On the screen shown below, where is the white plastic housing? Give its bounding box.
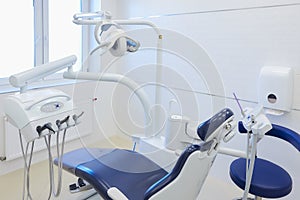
[165,115,199,150]
[149,150,216,200]
[242,106,272,138]
[258,66,294,112]
[9,55,76,90]
[4,89,74,142]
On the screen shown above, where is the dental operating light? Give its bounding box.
[90,22,140,56]
[73,11,142,57]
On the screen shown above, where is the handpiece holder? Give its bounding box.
[36,123,55,136]
[241,106,272,138]
[73,112,84,124]
[56,116,70,130]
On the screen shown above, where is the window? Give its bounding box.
[0,0,100,81]
[49,0,82,71]
[0,1,34,78]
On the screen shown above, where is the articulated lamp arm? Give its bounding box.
[9,55,77,93]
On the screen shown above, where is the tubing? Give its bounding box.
[242,134,258,200]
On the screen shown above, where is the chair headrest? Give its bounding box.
[197,108,234,142]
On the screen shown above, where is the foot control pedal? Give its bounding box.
[69,178,92,193]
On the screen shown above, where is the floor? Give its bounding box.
[0,135,245,200]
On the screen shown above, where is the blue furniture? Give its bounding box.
[56,108,234,200]
[230,123,300,199]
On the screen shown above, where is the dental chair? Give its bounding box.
[56,108,235,200]
[230,122,300,199]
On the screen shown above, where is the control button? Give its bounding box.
[41,101,64,112]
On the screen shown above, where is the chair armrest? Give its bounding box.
[107,187,129,200]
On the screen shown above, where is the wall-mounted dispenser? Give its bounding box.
[258,66,294,114]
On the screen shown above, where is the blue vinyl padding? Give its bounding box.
[230,158,292,198]
[197,108,234,141]
[58,144,206,200]
[54,148,114,174]
[238,122,300,151]
[73,149,168,200]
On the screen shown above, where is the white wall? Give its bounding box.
[102,1,300,199]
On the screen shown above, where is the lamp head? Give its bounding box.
[92,21,140,57]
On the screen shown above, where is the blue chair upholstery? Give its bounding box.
[230,123,300,198]
[58,144,207,200]
[230,158,292,198]
[73,148,168,200]
[56,108,234,199]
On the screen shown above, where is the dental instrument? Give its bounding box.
[3,55,84,200]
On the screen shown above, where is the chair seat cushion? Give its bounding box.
[230,158,292,198]
[60,148,168,200]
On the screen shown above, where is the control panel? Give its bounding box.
[41,101,64,113]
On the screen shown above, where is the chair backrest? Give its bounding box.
[238,122,300,151]
[144,142,216,200]
[145,108,235,200]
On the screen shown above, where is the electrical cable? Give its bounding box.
[44,134,53,200]
[19,130,34,200]
[19,116,74,200]
[19,130,27,200]
[26,141,35,200]
[242,134,258,200]
[89,42,110,56]
[50,128,67,197]
[44,120,69,199]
